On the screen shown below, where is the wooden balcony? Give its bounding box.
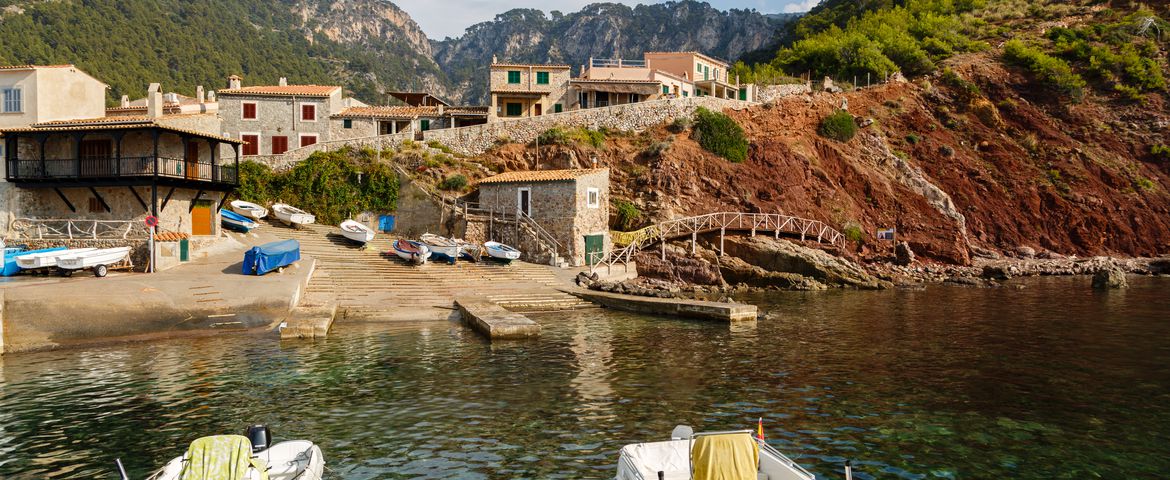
[5,156,238,190]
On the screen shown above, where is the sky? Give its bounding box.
[396,0,819,40]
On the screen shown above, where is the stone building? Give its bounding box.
[488,58,573,121]
[332,105,489,141]
[475,168,610,266]
[217,75,357,157]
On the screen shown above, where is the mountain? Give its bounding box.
[434,1,787,103]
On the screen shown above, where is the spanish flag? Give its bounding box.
[757,417,765,441]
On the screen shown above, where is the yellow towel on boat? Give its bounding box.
[691,433,759,480]
[179,434,269,480]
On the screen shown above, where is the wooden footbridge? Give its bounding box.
[592,211,846,273]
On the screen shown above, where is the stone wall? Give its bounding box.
[756,83,813,103]
[249,132,415,171]
[12,186,223,238]
[425,97,752,157]
[220,92,339,155]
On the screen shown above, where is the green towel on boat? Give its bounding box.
[179,434,269,480]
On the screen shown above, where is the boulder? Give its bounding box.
[981,265,1011,280]
[1016,246,1036,259]
[895,241,916,266]
[1092,266,1128,289]
[715,236,890,289]
[971,246,1000,259]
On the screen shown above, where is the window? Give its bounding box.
[704,65,710,80]
[242,102,257,120]
[241,134,259,156]
[628,94,638,104]
[536,71,549,85]
[683,91,689,97]
[343,119,352,129]
[2,88,22,113]
[271,136,289,155]
[507,71,521,84]
[420,119,430,131]
[88,197,104,213]
[578,92,589,108]
[586,188,599,208]
[300,134,318,147]
[697,63,703,73]
[301,104,316,122]
[662,85,669,95]
[505,103,522,116]
[554,103,563,113]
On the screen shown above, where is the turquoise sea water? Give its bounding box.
[0,276,1167,479]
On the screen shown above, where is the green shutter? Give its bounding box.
[506,103,522,116]
[554,104,563,113]
[739,89,747,101]
[508,71,521,84]
[662,85,669,95]
[536,72,549,84]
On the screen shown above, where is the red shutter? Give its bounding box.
[301,104,316,121]
[242,135,259,156]
[242,103,257,119]
[271,136,288,155]
[300,135,317,147]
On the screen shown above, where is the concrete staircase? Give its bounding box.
[264,221,593,322]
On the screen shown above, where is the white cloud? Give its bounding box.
[781,0,820,14]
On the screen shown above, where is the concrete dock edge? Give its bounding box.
[455,296,541,339]
[563,288,758,322]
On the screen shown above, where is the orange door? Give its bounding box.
[191,200,213,236]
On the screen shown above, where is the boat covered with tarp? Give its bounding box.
[243,240,300,275]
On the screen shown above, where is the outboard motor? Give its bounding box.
[245,424,272,453]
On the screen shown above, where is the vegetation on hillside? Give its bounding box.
[236,149,399,225]
[692,107,749,163]
[819,110,859,142]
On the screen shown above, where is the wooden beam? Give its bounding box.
[53,188,76,213]
[128,186,149,212]
[87,186,111,213]
[160,187,176,211]
[189,189,205,212]
[217,192,230,211]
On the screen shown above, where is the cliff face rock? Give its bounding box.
[713,236,890,289]
[292,0,432,55]
[434,1,786,102]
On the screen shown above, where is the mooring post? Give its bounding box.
[719,227,725,256]
[691,231,697,255]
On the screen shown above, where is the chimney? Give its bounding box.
[207,91,216,102]
[492,54,498,64]
[146,83,163,119]
[228,75,242,90]
[438,104,444,116]
[279,77,287,86]
[120,95,130,108]
[196,86,205,103]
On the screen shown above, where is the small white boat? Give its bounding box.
[419,233,460,264]
[230,200,268,220]
[57,247,131,277]
[616,425,814,480]
[483,241,521,263]
[15,247,97,269]
[340,219,376,244]
[392,239,431,265]
[147,425,324,480]
[272,203,315,226]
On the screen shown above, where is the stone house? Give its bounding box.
[475,168,610,266]
[488,58,573,121]
[217,75,358,157]
[332,105,489,141]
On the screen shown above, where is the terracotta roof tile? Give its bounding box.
[0,64,75,70]
[0,119,243,144]
[492,63,571,69]
[154,231,191,242]
[571,78,661,84]
[478,168,608,185]
[217,85,340,97]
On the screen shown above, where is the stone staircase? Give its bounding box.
[262,221,593,322]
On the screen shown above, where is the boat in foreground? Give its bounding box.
[57,247,133,277]
[146,425,324,480]
[16,247,97,270]
[272,203,316,227]
[615,425,814,480]
[392,239,431,265]
[419,233,460,264]
[483,241,521,263]
[230,200,269,220]
[243,239,300,275]
[221,209,259,232]
[4,246,66,276]
[340,219,376,244]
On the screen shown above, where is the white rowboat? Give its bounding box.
[484,241,521,263]
[230,200,268,220]
[272,203,315,226]
[340,220,376,244]
[615,425,814,480]
[419,233,461,264]
[57,247,131,277]
[147,426,324,480]
[16,248,97,269]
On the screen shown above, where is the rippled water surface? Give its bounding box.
[1,276,1168,479]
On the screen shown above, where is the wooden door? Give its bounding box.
[584,234,604,266]
[534,104,542,116]
[518,188,531,217]
[185,141,199,179]
[191,199,213,236]
[79,139,112,177]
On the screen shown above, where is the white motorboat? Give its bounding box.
[146,425,324,480]
[615,425,814,480]
[57,247,131,277]
[419,233,460,264]
[392,239,431,265]
[15,247,97,269]
[230,200,268,220]
[483,241,521,263]
[272,203,316,226]
[340,219,376,244]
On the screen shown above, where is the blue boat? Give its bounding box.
[243,240,300,275]
[221,209,259,232]
[3,246,65,276]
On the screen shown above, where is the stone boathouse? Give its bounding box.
[474,168,611,267]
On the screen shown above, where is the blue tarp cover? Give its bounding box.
[242,240,300,276]
[3,247,65,276]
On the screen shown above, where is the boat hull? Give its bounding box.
[149,440,324,480]
[243,240,300,275]
[229,200,268,220]
[57,247,132,270]
[392,240,430,265]
[484,241,522,263]
[340,220,376,244]
[272,204,316,226]
[221,209,259,232]
[16,248,97,269]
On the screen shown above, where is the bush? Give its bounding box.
[905,133,921,145]
[843,222,864,243]
[613,199,642,231]
[426,140,453,154]
[1151,144,1170,158]
[536,127,571,146]
[644,139,673,157]
[818,110,858,142]
[668,116,694,133]
[1134,176,1155,192]
[439,174,468,191]
[1003,39,1086,99]
[692,107,749,162]
[535,127,607,148]
[235,160,277,204]
[239,149,400,225]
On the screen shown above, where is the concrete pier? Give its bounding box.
[280,303,337,340]
[564,288,758,322]
[455,296,540,339]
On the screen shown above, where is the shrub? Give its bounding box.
[818,110,858,142]
[251,150,400,224]
[571,127,607,148]
[439,174,468,191]
[1134,176,1155,192]
[536,127,571,146]
[1151,144,1170,158]
[668,116,694,133]
[693,107,749,162]
[426,140,453,154]
[940,68,982,103]
[843,222,864,243]
[1003,39,1086,99]
[235,160,277,204]
[644,139,673,157]
[905,133,921,145]
[613,199,642,231]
